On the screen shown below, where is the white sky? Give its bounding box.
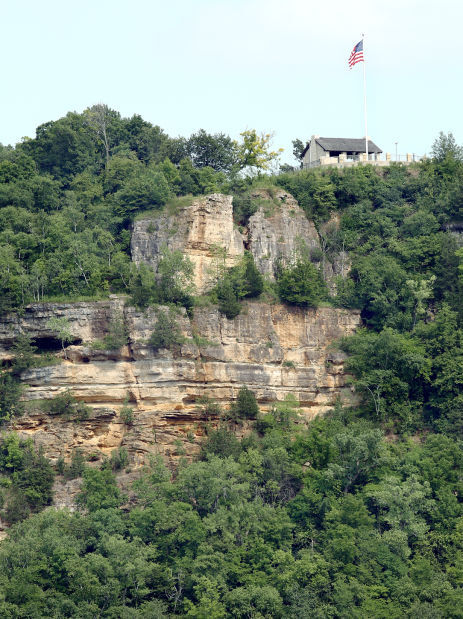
[2,0,462,164]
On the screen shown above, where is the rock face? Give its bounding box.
[5,300,360,466]
[132,194,244,293]
[3,191,357,473]
[247,189,320,278]
[131,190,346,293]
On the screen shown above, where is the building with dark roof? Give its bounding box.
[302,135,386,169]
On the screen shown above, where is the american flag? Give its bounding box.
[348,40,364,68]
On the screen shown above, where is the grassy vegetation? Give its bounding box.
[40,293,110,304]
[134,194,196,221]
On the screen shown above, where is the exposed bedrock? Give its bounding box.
[3,191,357,467]
[4,300,360,465]
[131,190,348,294]
[131,193,244,293]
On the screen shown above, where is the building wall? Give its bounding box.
[302,137,326,167]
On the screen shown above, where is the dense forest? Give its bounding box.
[0,106,462,617]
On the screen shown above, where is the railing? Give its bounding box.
[303,152,426,170]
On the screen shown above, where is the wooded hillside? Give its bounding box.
[0,110,462,617]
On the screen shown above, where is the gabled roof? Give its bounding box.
[301,137,382,158]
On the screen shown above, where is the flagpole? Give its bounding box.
[362,34,368,161]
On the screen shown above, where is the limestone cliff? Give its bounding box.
[247,189,320,278]
[2,190,359,473]
[131,194,244,293]
[4,300,360,467]
[131,189,345,293]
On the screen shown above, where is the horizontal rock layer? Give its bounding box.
[4,300,360,465]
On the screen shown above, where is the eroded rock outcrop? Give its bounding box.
[131,190,347,293]
[3,191,357,471]
[131,193,244,293]
[247,189,320,278]
[5,300,360,466]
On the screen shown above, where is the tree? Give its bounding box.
[157,246,195,307]
[0,372,24,423]
[214,252,263,319]
[242,252,264,298]
[457,247,463,285]
[292,138,306,165]
[216,277,241,319]
[276,169,336,222]
[342,328,431,426]
[10,333,38,376]
[149,310,185,352]
[200,425,241,460]
[47,316,73,359]
[431,131,463,163]
[229,386,259,421]
[187,129,236,174]
[234,130,283,175]
[224,584,283,618]
[277,258,326,307]
[103,152,143,194]
[327,426,384,493]
[21,112,100,180]
[114,169,170,219]
[0,244,29,311]
[83,103,117,167]
[364,475,432,541]
[175,455,249,515]
[406,275,435,327]
[101,310,128,350]
[0,435,54,523]
[347,253,411,331]
[77,468,122,512]
[129,262,158,308]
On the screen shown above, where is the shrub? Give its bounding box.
[229,386,260,421]
[310,247,324,263]
[149,310,185,351]
[65,448,86,480]
[120,394,134,426]
[104,447,129,471]
[277,258,326,307]
[196,395,223,417]
[56,456,66,475]
[192,332,218,348]
[283,360,296,369]
[232,193,259,224]
[42,390,90,421]
[256,394,300,434]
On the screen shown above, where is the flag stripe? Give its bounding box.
[349,53,364,67]
[348,40,364,68]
